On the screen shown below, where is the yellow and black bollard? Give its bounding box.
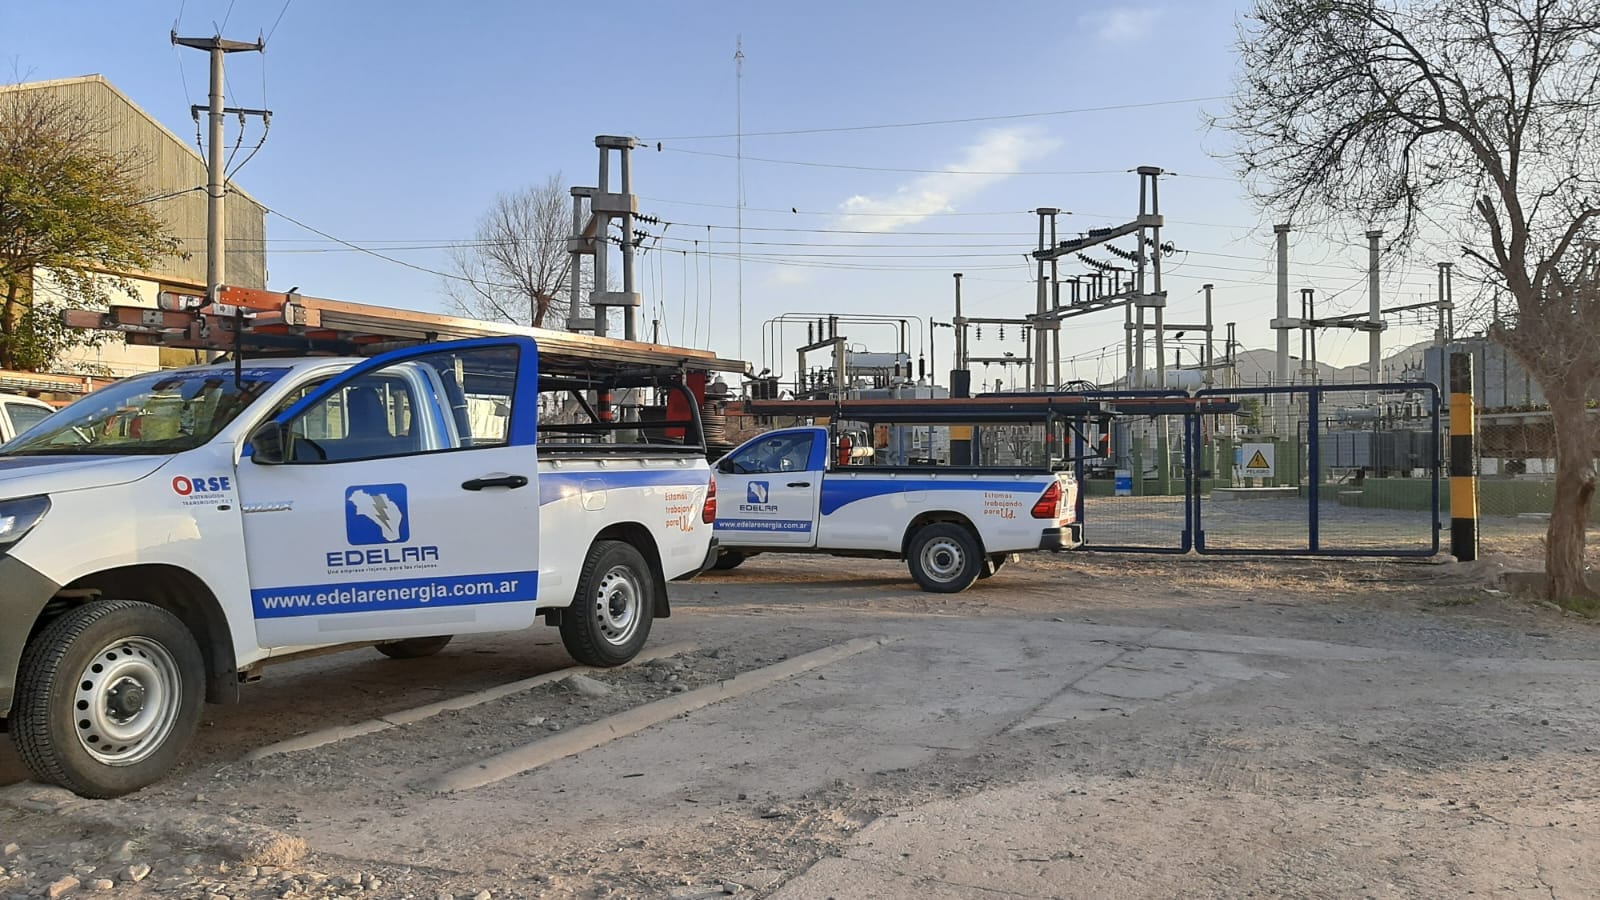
[1448,352,1479,561]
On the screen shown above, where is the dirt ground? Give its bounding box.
[3,532,1599,899]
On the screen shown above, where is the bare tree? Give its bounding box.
[1223,0,1600,599]
[445,175,585,329]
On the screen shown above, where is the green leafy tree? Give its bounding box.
[0,85,179,371]
[1223,0,1600,599]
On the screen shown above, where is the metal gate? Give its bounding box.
[1072,392,1195,553]
[1074,384,1440,557]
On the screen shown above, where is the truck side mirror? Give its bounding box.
[248,421,290,465]
[717,458,736,475]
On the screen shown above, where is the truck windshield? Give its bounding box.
[0,367,289,456]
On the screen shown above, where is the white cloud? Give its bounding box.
[770,267,814,287]
[836,127,1063,233]
[1082,7,1161,43]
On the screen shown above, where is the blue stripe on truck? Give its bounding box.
[714,518,814,533]
[819,479,1048,516]
[538,469,707,506]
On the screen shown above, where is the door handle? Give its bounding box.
[786,481,812,488]
[462,474,530,491]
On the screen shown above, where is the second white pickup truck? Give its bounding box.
[710,422,1081,592]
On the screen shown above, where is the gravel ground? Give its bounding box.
[3,542,1599,899]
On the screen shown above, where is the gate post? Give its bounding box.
[1448,352,1479,561]
[1308,388,1320,552]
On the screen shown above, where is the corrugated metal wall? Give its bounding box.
[8,75,267,290]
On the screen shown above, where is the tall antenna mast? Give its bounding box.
[735,35,745,363]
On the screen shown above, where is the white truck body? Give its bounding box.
[711,425,1080,591]
[0,336,717,796]
[0,393,54,443]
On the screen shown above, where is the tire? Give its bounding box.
[560,540,656,667]
[979,553,1010,579]
[906,523,983,594]
[10,600,205,799]
[710,551,746,571]
[375,635,453,659]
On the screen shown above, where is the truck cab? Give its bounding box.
[0,333,725,798]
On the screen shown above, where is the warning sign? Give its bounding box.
[1241,443,1275,478]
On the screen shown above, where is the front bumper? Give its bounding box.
[0,555,62,718]
[1038,524,1083,551]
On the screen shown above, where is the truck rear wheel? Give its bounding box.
[375,635,453,659]
[10,600,205,799]
[907,523,982,593]
[560,540,656,667]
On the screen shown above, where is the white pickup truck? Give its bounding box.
[0,392,54,443]
[710,423,1081,592]
[0,336,718,797]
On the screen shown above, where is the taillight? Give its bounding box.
[1030,481,1061,519]
[702,476,718,523]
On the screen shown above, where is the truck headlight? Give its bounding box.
[0,495,50,554]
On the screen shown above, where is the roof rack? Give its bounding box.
[62,285,749,377]
[732,396,1111,423]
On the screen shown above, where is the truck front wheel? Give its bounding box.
[907,523,982,593]
[10,600,205,799]
[560,540,656,667]
[710,551,746,571]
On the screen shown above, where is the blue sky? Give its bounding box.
[4,1,1449,384]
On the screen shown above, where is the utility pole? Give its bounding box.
[1366,230,1383,381]
[1033,209,1052,391]
[735,36,745,361]
[952,273,966,371]
[172,31,263,306]
[1202,283,1215,388]
[1272,224,1292,389]
[590,137,641,339]
[1436,262,1455,346]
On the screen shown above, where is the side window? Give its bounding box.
[282,345,519,463]
[726,432,815,474]
[4,403,52,436]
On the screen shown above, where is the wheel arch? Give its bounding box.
[901,511,986,557]
[55,565,239,705]
[591,522,670,618]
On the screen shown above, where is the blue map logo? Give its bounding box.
[747,481,769,504]
[345,484,410,545]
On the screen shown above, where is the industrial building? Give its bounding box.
[2,75,266,382]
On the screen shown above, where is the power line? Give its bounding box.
[262,205,520,290]
[658,146,1132,177]
[264,0,293,45]
[641,95,1230,141]
[219,0,238,31]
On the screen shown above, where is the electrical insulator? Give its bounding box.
[999,325,1005,340]
[976,326,982,339]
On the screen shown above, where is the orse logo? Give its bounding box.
[172,475,231,495]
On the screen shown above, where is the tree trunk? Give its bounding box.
[1545,392,1596,600]
[0,281,19,371]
